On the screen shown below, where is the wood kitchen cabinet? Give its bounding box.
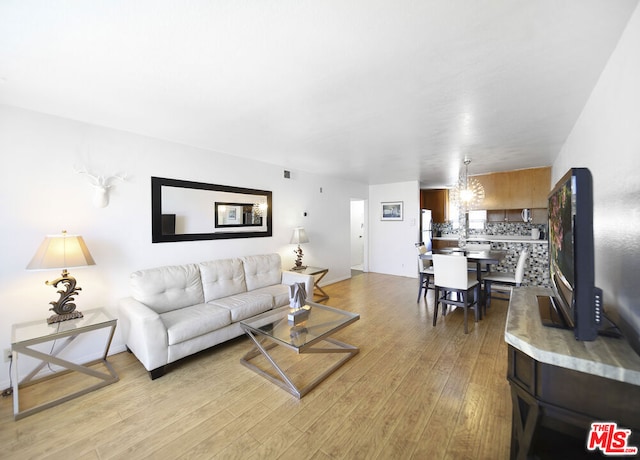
[420,189,448,223]
[487,208,547,224]
[432,239,459,250]
[474,167,551,210]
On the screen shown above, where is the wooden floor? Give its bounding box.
[0,272,512,459]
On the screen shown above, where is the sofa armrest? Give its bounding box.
[118,297,168,372]
[281,271,314,301]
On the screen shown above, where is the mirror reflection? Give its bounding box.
[215,202,267,228]
[151,177,272,242]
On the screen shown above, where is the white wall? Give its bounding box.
[368,181,421,277]
[0,105,367,388]
[553,4,640,350]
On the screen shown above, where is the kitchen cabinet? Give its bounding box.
[487,208,547,224]
[474,167,551,210]
[420,189,448,223]
[432,238,459,250]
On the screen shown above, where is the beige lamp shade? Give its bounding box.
[290,227,309,244]
[27,232,96,270]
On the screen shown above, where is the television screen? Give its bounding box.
[548,173,575,325]
[544,168,601,341]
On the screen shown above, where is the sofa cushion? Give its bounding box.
[199,258,247,302]
[130,264,205,314]
[209,292,274,322]
[161,303,232,346]
[241,254,282,291]
[251,284,291,308]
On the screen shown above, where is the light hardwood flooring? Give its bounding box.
[0,273,512,459]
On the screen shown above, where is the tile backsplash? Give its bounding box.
[432,221,549,287]
[489,240,549,287]
[433,221,547,238]
[482,222,547,238]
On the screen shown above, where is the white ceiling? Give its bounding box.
[0,1,637,187]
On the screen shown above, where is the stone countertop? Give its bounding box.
[433,235,548,244]
[506,286,640,385]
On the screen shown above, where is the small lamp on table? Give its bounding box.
[290,227,309,270]
[26,231,96,324]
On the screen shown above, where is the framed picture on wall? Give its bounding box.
[381,201,403,221]
[214,202,245,227]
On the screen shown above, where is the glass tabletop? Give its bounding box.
[240,301,359,349]
[291,266,327,275]
[12,308,116,345]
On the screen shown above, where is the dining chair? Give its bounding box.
[482,248,528,308]
[432,254,481,334]
[416,243,434,302]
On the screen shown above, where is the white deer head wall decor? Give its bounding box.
[75,166,127,208]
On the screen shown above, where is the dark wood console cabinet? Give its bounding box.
[506,287,640,459]
[508,345,640,459]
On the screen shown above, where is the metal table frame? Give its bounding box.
[240,303,359,398]
[293,266,330,302]
[11,308,119,420]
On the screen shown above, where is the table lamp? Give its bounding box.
[290,227,309,270]
[26,231,96,324]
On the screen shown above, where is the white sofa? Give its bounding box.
[118,253,313,379]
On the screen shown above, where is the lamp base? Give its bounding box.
[292,244,307,271]
[47,310,83,324]
[45,269,84,324]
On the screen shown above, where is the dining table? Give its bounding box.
[419,248,507,306]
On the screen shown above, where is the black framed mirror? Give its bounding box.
[151,177,272,243]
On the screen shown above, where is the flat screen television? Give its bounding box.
[539,168,603,341]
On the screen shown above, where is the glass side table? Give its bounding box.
[293,266,329,301]
[11,308,119,420]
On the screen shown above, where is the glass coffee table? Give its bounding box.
[240,301,359,398]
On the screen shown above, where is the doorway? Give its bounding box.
[350,199,367,276]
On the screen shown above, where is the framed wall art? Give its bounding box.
[381,201,403,221]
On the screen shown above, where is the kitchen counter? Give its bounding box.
[433,235,547,244]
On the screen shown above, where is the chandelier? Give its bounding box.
[451,157,485,210]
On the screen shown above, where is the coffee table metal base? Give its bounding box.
[240,330,359,398]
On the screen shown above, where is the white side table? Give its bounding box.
[11,308,119,420]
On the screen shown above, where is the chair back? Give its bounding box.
[416,243,431,271]
[432,254,469,289]
[514,249,528,284]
